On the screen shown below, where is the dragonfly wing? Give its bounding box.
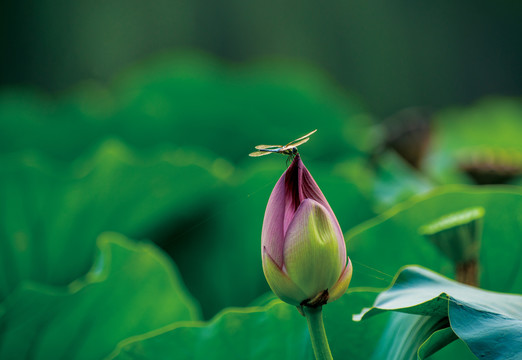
[249,151,274,157]
[285,137,310,149]
[285,129,317,146]
[255,144,282,150]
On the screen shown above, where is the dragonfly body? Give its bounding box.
[249,129,317,158]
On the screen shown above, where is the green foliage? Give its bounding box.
[0,54,375,316]
[426,97,522,185]
[371,97,522,208]
[0,89,106,161]
[109,289,388,360]
[0,54,521,359]
[0,140,227,300]
[369,313,474,360]
[431,98,522,164]
[346,186,522,293]
[0,54,370,164]
[0,233,200,360]
[112,55,371,163]
[372,151,434,210]
[355,266,522,360]
[110,300,312,360]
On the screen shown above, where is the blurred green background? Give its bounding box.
[1,0,521,115]
[1,2,522,357]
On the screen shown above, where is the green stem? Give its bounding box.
[303,306,333,360]
[456,258,479,286]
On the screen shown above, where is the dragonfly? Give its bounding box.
[249,129,317,158]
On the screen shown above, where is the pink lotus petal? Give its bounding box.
[261,170,288,267]
[328,259,353,303]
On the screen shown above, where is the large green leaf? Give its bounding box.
[110,300,311,360]
[371,313,452,360]
[355,266,522,360]
[346,186,522,293]
[0,140,227,299]
[108,289,388,360]
[0,232,200,360]
[369,311,477,360]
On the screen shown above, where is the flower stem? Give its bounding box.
[456,258,479,286]
[303,306,333,360]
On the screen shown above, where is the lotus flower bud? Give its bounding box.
[261,154,352,307]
